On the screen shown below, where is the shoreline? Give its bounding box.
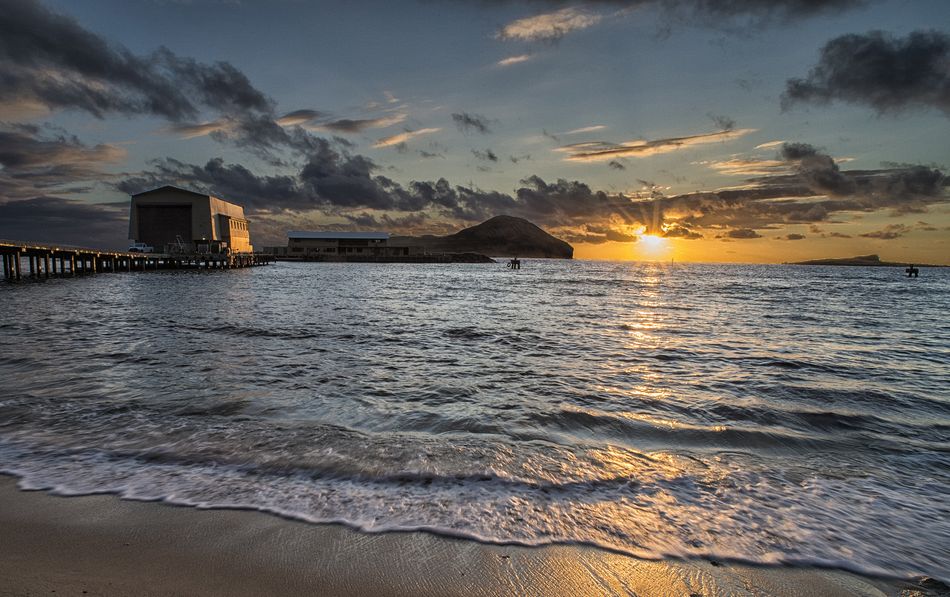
[0,475,940,596]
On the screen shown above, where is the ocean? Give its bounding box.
[1,260,947,582]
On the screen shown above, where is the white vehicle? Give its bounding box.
[127,242,154,253]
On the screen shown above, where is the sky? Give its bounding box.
[0,0,948,263]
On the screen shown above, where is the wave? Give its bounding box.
[1,439,947,584]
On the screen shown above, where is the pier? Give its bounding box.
[1,240,273,282]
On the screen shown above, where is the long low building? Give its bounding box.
[286,231,419,259]
[129,185,253,253]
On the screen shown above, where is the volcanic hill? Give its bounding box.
[391,215,573,259]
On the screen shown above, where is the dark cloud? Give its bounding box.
[452,112,494,134]
[780,142,855,196]
[0,0,271,121]
[754,143,949,215]
[707,112,736,131]
[472,149,499,162]
[0,123,124,200]
[343,212,429,230]
[0,0,340,166]
[114,135,947,248]
[783,30,950,116]
[320,118,392,133]
[783,233,806,240]
[608,160,626,171]
[0,196,127,249]
[727,228,763,239]
[558,227,639,245]
[488,0,866,29]
[859,223,908,239]
[661,224,703,239]
[649,0,866,21]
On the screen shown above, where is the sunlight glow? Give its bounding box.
[639,234,666,250]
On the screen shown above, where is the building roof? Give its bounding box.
[131,185,210,198]
[288,231,390,240]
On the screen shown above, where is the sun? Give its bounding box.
[639,234,665,250]
[632,230,673,261]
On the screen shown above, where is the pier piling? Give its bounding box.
[2,241,273,282]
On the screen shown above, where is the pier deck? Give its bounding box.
[1,240,273,282]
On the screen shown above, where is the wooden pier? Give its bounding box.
[1,240,274,282]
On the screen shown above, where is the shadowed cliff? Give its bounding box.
[391,216,573,259]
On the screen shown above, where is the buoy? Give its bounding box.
[507,258,521,270]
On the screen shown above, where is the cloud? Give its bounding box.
[558,224,640,244]
[276,109,324,126]
[0,123,125,200]
[755,140,786,149]
[563,125,607,135]
[168,119,233,139]
[707,158,790,176]
[472,149,499,162]
[497,54,532,67]
[765,142,948,214]
[859,223,909,239]
[727,228,763,239]
[451,112,494,134]
[557,128,756,161]
[343,212,429,231]
[373,128,441,148]
[706,113,735,131]
[0,1,350,166]
[496,7,603,42]
[783,30,950,116]
[0,196,128,249]
[307,114,408,134]
[0,0,272,121]
[113,135,947,252]
[485,1,865,35]
[782,233,806,240]
[661,224,703,239]
[608,160,626,171]
[779,142,855,196]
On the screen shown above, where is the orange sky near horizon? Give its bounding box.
[572,215,950,265]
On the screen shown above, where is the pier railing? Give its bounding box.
[1,240,273,282]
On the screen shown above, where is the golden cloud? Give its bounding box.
[557,128,757,162]
[373,127,441,148]
[496,7,602,42]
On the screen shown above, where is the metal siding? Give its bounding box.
[135,205,192,249]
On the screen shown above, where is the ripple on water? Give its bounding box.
[0,261,948,582]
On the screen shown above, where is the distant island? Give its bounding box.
[791,254,942,267]
[391,215,574,259]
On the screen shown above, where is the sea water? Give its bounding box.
[1,261,947,581]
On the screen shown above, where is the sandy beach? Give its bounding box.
[0,476,941,597]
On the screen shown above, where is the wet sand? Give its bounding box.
[0,476,937,596]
